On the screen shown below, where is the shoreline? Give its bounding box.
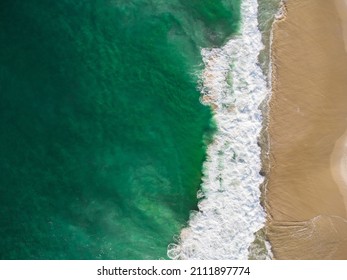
[266,0,347,259]
[259,0,285,216]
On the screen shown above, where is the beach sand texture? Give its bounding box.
[267,0,347,259]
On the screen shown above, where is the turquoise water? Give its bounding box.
[0,0,240,259]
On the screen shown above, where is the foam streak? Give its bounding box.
[168,0,269,260]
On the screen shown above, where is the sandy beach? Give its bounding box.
[267,0,347,259]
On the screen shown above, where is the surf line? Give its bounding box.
[168,0,272,260]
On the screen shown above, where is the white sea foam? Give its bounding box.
[168,0,270,259]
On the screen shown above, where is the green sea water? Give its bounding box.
[0,0,240,259]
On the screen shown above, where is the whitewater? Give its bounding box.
[168,0,271,259]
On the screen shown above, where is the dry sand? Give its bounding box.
[267,0,347,259]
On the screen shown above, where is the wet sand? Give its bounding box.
[267,0,347,259]
[333,2,347,208]
[331,130,347,209]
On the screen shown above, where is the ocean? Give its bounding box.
[0,0,242,259]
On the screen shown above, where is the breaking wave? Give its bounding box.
[168,0,271,260]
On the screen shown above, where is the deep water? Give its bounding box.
[0,0,240,259]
